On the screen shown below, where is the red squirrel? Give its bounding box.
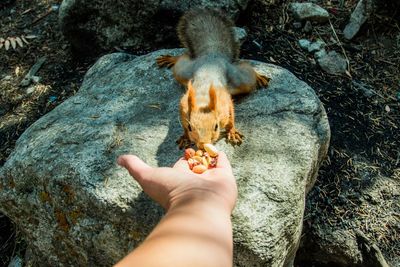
[157,9,269,149]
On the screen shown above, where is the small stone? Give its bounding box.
[293,21,302,29]
[302,21,313,33]
[298,39,311,50]
[314,48,327,59]
[48,96,57,103]
[299,39,325,53]
[51,4,60,11]
[289,2,329,23]
[352,80,375,97]
[26,86,36,94]
[7,255,23,267]
[317,51,348,75]
[343,0,374,40]
[308,40,326,53]
[233,27,247,44]
[32,76,41,83]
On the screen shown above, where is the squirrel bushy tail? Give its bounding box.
[177,9,239,60]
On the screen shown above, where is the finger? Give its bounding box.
[173,157,191,171]
[117,155,154,183]
[215,151,232,171]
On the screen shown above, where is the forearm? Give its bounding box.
[115,196,233,267]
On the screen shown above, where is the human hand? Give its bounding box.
[117,152,237,213]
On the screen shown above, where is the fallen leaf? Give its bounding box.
[15,66,20,76]
[0,37,4,43]
[385,105,390,112]
[21,36,29,44]
[0,43,3,49]
[21,8,32,15]
[15,37,24,48]
[9,37,16,49]
[25,35,38,39]
[5,39,10,50]
[345,70,352,78]
[148,104,161,110]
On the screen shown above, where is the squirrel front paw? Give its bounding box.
[227,128,244,146]
[176,134,192,149]
[156,55,177,69]
[256,72,270,88]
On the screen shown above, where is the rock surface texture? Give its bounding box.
[0,49,330,266]
[58,0,248,53]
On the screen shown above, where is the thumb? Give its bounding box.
[215,151,232,171]
[117,155,154,184]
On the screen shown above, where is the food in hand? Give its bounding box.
[204,144,218,157]
[184,144,218,174]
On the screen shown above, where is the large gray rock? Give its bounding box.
[58,0,248,53]
[0,49,330,266]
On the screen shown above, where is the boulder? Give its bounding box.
[0,49,330,266]
[58,0,249,53]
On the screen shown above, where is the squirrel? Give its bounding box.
[156,9,269,149]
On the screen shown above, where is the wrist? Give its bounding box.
[168,189,232,215]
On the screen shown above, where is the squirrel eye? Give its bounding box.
[188,124,192,131]
[214,124,218,131]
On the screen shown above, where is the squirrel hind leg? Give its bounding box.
[227,61,270,95]
[156,55,179,69]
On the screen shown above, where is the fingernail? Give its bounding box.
[117,156,124,166]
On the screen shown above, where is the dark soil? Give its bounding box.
[237,0,399,266]
[1,0,399,266]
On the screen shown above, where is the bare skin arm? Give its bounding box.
[115,152,237,267]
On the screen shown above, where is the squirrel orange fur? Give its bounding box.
[156,9,269,149]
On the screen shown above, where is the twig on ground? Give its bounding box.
[20,57,47,87]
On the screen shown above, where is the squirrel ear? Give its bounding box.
[209,85,217,111]
[188,80,196,113]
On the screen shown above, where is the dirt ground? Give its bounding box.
[0,0,399,266]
